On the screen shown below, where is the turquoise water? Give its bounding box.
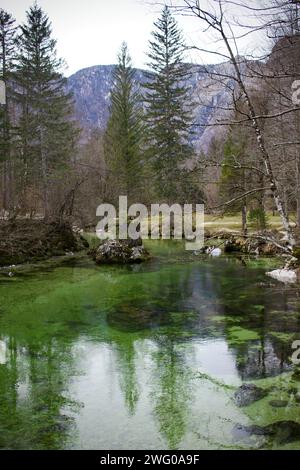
[0,242,300,449]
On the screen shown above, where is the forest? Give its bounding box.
[1,0,300,455]
[0,1,299,244]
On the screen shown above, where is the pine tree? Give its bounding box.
[104,42,144,204]
[0,9,17,212]
[15,3,78,218]
[144,6,194,202]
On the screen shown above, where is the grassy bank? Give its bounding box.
[204,212,296,232]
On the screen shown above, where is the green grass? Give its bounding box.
[204,212,296,232]
[84,211,296,242]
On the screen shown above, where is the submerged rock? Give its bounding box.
[269,400,288,408]
[233,383,268,407]
[234,421,300,444]
[91,239,150,265]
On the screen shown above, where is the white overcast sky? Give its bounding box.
[2,0,267,76]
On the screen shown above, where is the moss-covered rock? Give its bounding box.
[233,384,268,407]
[90,238,150,265]
[234,421,300,444]
[220,230,284,255]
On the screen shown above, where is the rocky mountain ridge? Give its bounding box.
[67,62,235,152]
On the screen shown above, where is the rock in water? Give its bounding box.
[266,269,297,284]
[234,421,300,444]
[91,239,150,265]
[269,400,288,408]
[209,247,222,257]
[233,384,268,407]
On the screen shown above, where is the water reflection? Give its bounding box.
[0,249,300,449]
[0,335,79,449]
[115,339,140,415]
[150,337,193,448]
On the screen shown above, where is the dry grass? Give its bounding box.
[204,212,296,232]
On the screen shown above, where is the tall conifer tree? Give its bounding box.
[104,42,144,204]
[15,3,77,217]
[0,9,17,211]
[144,6,194,202]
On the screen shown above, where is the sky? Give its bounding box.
[2,0,267,76]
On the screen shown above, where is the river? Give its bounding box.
[0,241,300,449]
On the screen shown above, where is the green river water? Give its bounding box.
[1,241,300,450]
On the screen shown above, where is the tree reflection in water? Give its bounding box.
[0,249,300,449]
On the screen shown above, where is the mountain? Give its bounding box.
[67,62,235,152]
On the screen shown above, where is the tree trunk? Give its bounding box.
[242,203,247,236]
[296,132,300,227]
[40,126,49,219]
[220,30,295,247]
[2,160,10,212]
[1,31,12,216]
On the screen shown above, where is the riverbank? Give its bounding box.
[0,217,297,282]
[0,219,88,267]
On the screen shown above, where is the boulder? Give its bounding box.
[206,247,222,256]
[269,400,288,408]
[234,421,300,444]
[233,383,268,407]
[91,239,150,265]
[222,231,283,255]
[266,269,297,284]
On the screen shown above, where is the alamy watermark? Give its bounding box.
[292,340,300,365]
[96,196,204,250]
